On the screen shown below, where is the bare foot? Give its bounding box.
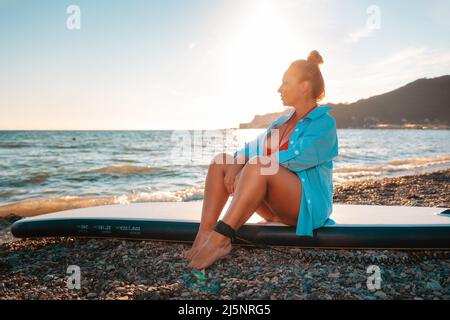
[183,230,212,260]
[188,232,232,269]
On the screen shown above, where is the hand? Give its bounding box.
[224,164,243,195]
[231,170,242,195]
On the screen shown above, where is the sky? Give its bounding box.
[0,0,449,130]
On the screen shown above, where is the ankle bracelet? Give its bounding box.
[214,220,236,242]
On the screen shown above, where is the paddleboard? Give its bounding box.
[11,200,450,249]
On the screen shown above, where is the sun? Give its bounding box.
[221,0,306,115]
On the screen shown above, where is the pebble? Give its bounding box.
[420,263,435,272]
[0,169,448,300]
[426,280,442,291]
[374,291,387,299]
[328,272,340,279]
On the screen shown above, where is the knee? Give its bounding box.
[210,152,233,166]
[245,155,273,168]
[243,155,279,178]
[243,155,273,174]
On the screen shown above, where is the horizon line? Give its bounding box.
[2,74,449,131]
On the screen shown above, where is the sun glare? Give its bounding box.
[222,0,305,116]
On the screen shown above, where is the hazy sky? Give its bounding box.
[1,0,449,130]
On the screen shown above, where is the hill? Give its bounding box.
[238,75,450,129]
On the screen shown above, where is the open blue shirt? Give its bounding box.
[233,106,339,237]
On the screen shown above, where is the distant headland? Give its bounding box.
[238,75,450,130]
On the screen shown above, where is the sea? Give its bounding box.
[0,129,449,212]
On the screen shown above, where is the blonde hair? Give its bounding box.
[289,50,325,101]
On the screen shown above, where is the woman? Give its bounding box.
[185,50,339,269]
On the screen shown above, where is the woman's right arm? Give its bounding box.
[223,153,247,195]
[233,128,269,162]
[233,152,248,165]
[227,127,270,194]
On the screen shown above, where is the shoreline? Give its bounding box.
[0,168,449,300]
[1,167,449,219]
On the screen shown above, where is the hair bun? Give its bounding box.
[307,50,324,66]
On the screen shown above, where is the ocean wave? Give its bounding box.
[388,155,450,166]
[333,171,383,184]
[334,167,382,173]
[0,186,205,218]
[124,147,155,152]
[168,164,210,170]
[333,154,450,184]
[22,173,49,185]
[0,142,28,148]
[0,190,17,199]
[0,196,120,218]
[0,173,50,188]
[111,158,137,163]
[335,154,450,175]
[123,186,205,203]
[90,165,163,175]
[51,145,80,149]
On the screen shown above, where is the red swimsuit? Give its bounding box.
[265,116,295,156]
[265,105,318,156]
[265,139,289,156]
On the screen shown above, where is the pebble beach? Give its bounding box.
[0,169,449,300]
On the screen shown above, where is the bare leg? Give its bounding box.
[188,157,270,269]
[183,153,236,259]
[188,156,301,269]
[255,200,282,223]
[220,159,269,230]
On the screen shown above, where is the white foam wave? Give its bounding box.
[0,186,206,218]
[334,154,450,183]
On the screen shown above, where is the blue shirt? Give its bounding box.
[234,106,339,237]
